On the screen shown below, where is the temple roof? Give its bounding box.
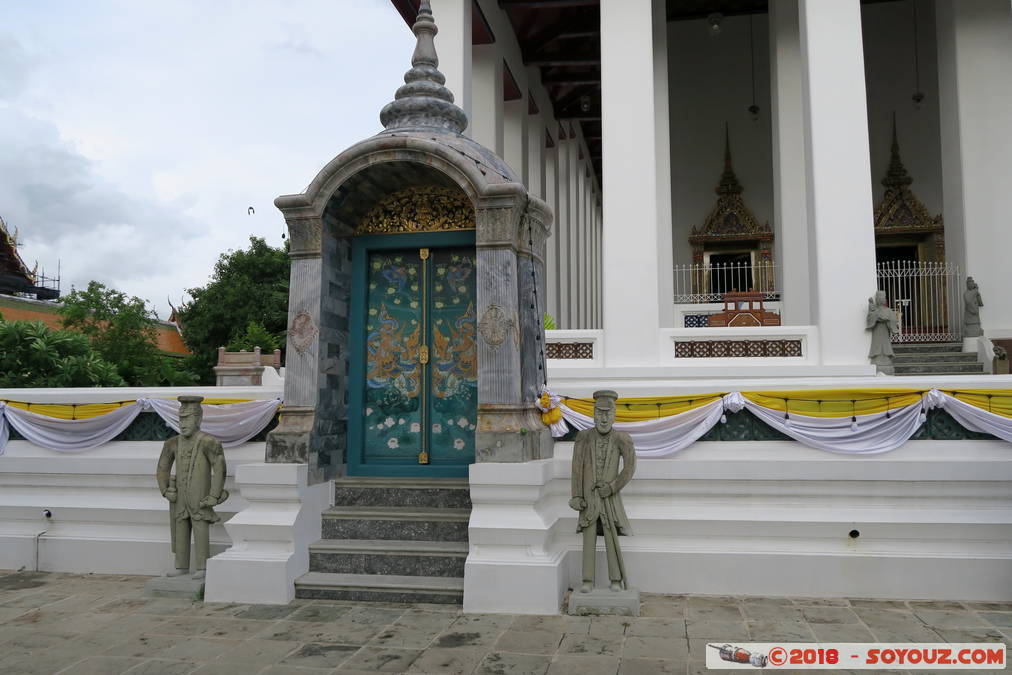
[873,115,942,234]
[0,217,36,294]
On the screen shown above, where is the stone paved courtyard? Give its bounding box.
[0,571,1008,675]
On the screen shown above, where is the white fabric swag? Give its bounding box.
[0,398,281,456]
[552,390,1012,458]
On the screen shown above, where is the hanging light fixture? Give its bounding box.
[579,94,591,113]
[707,12,723,37]
[747,15,760,122]
[911,0,925,109]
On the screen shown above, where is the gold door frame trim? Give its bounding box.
[357,186,475,236]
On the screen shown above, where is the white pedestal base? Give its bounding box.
[204,463,332,605]
[568,587,640,616]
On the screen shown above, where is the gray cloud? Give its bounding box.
[0,36,35,100]
[0,106,206,313]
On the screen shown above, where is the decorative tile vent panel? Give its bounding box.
[674,339,803,358]
[545,342,594,360]
[683,314,711,328]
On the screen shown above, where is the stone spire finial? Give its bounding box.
[882,112,913,189]
[379,1,468,134]
[716,123,743,196]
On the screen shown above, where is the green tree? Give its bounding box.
[58,281,196,386]
[177,236,289,383]
[0,316,126,388]
[227,320,281,352]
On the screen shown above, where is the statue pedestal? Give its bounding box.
[567,587,640,616]
[143,575,204,600]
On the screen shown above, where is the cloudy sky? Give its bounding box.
[2,1,414,318]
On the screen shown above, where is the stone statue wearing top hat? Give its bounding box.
[569,390,636,594]
[156,395,228,579]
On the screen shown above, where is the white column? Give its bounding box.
[601,0,662,365]
[799,0,877,366]
[583,169,593,325]
[936,0,1012,336]
[527,118,543,199]
[770,0,811,325]
[566,135,581,328]
[556,136,571,327]
[471,45,503,155]
[503,97,529,185]
[652,0,674,328]
[574,156,586,327]
[544,144,560,322]
[430,0,471,134]
[590,197,597,329]
[591,202,599,327]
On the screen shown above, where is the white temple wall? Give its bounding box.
[667,5,945,272]
[862,0,943,217]
[667,15,775,269]
[0,441,260,575]
[466,439,1012,614]
[935,0,1012,337]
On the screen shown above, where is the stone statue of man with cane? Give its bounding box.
[156,395,228,579]
[569,390,636,593]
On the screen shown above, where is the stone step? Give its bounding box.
[295,571,464,604]
[893,362,984,375]
[892,343,963,354]
[893,352,980,364]
[308,538,467,578]
[332,476,471,509]
[321,506,470,542]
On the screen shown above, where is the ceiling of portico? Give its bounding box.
[391,0,901,189]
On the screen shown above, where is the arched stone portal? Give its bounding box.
[266,3,553,482]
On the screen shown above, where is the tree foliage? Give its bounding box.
[227,320,281,353]
[0,316,126,388]
[58,281,196,386]
[177,237,289,383]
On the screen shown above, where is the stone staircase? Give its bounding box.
[892,342,984,376]
[294,477,470,604]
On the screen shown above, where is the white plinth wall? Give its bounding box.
[205,463,332,605]
[0,441,261,575]
[465,439,1012,614]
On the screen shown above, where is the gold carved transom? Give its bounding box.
[873,120,942,236]
[689,129,773,248]
[357,186,475,236]
[690,195,772,244]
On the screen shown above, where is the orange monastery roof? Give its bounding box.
[0,294,190,356]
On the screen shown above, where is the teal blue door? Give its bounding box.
[348,232,477,477]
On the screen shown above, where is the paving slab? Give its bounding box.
[2,571,1010,675]
[475,651,552,675]
[546,654,620,675]
[407,646,487,674]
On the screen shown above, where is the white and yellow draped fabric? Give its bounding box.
[0,398,282,455]
[541,388,1012,457]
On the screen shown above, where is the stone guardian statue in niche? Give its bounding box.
[568,390,639,615]
[866,290,897,373]
[963,276,984,338]
[156,396,228,579]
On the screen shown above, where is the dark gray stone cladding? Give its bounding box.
[321,514,468,542]
[309,550,465,578]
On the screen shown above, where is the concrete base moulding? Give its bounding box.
[0,441,261,575]
[204,463,333,605]
[464,440,1012,614]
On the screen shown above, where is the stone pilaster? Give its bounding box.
[474,196,549,463]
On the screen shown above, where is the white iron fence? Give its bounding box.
[673,261,779,303]
[876,260,961,343]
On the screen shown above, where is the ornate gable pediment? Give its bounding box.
[874,116,942,235]
[357,186,475,236]
[690,126,773,246]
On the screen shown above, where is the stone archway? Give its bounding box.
[264,5,553,483]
